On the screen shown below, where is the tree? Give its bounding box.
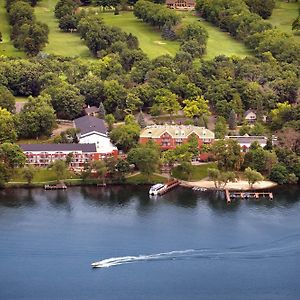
[153,89,181,121]
[183,96,210,122]
[17,95,56,138]
[103,80,127,114]
[0,162,11,187]
[98,102,106,119]
[246,0,275,19]
[127,142,160,181]
[51,160,67,182]
[110,122,141,152]
[244,167,264,188]
[0,86,15,112]
[211,139,242,171]
[92,160,107,185]
[22,165,35,185]
[125,92,142,114]
[208,167,220,188]
[0,143,26,168]
[105,114,115,131]
[137,111,146,128]
[269,164,290,184]
[228,109,237,130]
[214,116,227,139]
[0,108,17,143]
[43,83,84,120]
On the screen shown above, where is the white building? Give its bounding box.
[74,116,118,155]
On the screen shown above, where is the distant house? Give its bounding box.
[140,125,214,160]
[225,135,268,152]
[20,144,100,168]
[244,109,267,123]
[166,0,196,10]
[74,115,118,156]
[84,106,99,117]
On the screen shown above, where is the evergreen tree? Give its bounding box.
[137,111,146,128]
[228,109,237,130]
[98,102,106,119]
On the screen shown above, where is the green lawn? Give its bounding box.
[10,168,80,183]
[35,0,91,57]
[126,173,168,184]
[0,0,25,57]
[181,12,252,59]
[172,162,217,181]
[102,11,251,59]
[269,0,300,43]
[101,12,180,59]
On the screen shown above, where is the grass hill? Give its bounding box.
[0,0,25,57]
[269,0,300,43]
[34,0,90,57]
[101,11,252,59]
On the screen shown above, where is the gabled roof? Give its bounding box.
[140,125,215,139]
[244,109,256,117]
[85,106,99,114]
[20,143,97,152]
[74,116,107,135]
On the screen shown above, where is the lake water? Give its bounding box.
[0,185,300,300]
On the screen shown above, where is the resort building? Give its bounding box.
[139,125,215,150]
[20,144,102,168]
[225,135,268,152]
[166,0,196,10]
[74,115,118,156]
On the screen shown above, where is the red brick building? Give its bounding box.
[139,125,215,151]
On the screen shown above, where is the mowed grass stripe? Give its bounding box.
[102,11,251,59]
[101,12,180,59]
[181,12,252,59]
[0,0,25,57]
[35,0,91,57]
[269,0,300,44]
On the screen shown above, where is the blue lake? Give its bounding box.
[0,185,300,300]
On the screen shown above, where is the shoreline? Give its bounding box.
[181,179,278,191]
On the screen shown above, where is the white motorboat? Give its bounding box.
[149,183,165,196]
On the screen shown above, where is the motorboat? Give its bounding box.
[149,183,165,196]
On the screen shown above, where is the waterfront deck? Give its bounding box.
[44,183,67,190]
[225,189,273,204]
[156,180,180,196]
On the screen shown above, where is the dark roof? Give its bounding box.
[166,0,195,4]
[20,143,97,152]
[74,116,107,135]
[226,136,267,144]
[85,106,99,114]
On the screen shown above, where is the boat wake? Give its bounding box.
[91,234,300,268]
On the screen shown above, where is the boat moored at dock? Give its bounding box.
[149,184,165,196]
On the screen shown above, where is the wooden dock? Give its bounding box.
[157,180,180,196]
[44,183,67,190]
[225,190,273,204]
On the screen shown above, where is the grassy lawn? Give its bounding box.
[0,0,25,57]
[269,0,300,43]
[15,96,29,102]
[102,11,251,59]
[101,11,180,59]
[181,12,252,59]
[35,0,91,57]
[10,168,80,183]
[126,173,168,184]
[172,162,217,181]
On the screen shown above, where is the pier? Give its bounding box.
[157,180,180,196]
[44,183,67,190]
[225,189,273,204]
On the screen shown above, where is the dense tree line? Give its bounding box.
[196,0,300,67]
[134,0,181,29]
[6,0,48,56]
